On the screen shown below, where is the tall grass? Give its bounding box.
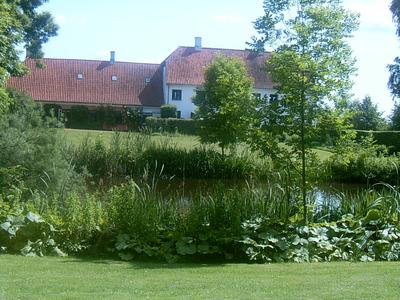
[67,132,273,182]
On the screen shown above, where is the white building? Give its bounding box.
[8,37,276,120]
[162,37,276,119]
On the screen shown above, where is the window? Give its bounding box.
[177,110,181,119]
[77,73,83,80]
[145,78,151,85]
[111,75,118,81]
[253,93,261,100]
[172,89,182,101]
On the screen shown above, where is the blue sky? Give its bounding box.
[39,0,398,116]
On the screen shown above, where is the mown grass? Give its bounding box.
[62,128,333,160]
[0,255,399,299]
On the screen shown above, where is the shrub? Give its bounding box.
[356,130,400,153]
[65,105,124,130]
[160,105,177,118]
[123,107,146,131]
[327,134,400,184]
[0,90,81,198]
[69,132,269,181]
[145,117,199,135]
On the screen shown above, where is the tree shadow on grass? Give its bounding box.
[61,254,232,270]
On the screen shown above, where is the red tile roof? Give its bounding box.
[165,47,274,89]
[7,58,164,107]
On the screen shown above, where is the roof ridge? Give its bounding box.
[27,57,160,66]
[177,45,271,54]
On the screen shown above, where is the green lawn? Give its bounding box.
[0,255,399,299]
[62,128,333,160]
[61,129,201,150]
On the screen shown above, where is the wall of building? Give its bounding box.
[166,85,277,119]
[166,84,198,119]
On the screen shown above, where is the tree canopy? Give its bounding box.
[388,1,400,100]
[0,0,58,84]
[0,0,58,113]
[193,55,255,155]
[249,0,358,222]
[349,96,386,131]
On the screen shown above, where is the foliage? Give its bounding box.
[348,96,386,131]
[69,132,270,181]
[123,106,146,131]
[2,178,400,262]
[138,146,269,179]
[0,205,65,257]
[193,55,256,155]
[0,0,58,85]
[0,90,81,198]
[390,103,400,130]
[145,117,199,135]
[0,87,11,114]
[160,104,177,118]
[388,1,400,100]
[239,215,400,263]
[64,105,125,130]
[249,0,359,222]
[327,134,400,184]
[40,192,105,253]
[356,130,400,154]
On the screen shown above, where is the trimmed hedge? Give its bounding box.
[145,117,199,135]
[160,105,177,118]
[356,130,400,153]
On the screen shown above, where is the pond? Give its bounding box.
[149,177,366,203]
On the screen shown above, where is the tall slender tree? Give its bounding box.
[249,0,358,223]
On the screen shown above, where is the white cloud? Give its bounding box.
[211,14,245,24]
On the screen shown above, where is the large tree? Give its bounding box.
[249,0,358,223]
[389,0,400,129]
[0,0,58,84]
[349,96,386,131]
[193,55,256,155]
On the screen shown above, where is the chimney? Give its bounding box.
[195,37,202,51]
[110,51,115,64]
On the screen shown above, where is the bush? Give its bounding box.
[138,146,265,179]
[327,134,400,184]
[356,130,400,154]
[145,117,199,135]
[160,105,177,118]
[65,105,124,130]
[0,90,81,198]
[69,133,270,181]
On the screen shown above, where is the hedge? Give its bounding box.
[356,130,400,153]
[145,117,199,135]
[160,105,177,118]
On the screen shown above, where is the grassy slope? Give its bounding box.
[62,129,333,160]
[0,255,399,299]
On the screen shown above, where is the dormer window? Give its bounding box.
[111,75,118,81]
[77,73,83,80]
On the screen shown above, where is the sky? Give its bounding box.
[38,0,399,116]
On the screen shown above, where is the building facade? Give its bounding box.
[7,38,276,119]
